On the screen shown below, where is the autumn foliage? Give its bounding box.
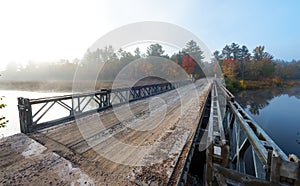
[214,43,300,91]
[221,58,240,79]
[181,54,196,74]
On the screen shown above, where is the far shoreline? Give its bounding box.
[226,79,300,93]
[243,80,300,89]
[0,78,169,92]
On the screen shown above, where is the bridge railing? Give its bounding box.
[206,81,300,185]
[18,81,190,133]
[205,81,229,185]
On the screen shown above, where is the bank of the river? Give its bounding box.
[226,79,300,93]
[243,80,300,90]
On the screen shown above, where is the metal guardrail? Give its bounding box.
[18,81,190,133]
[207,82,300,185]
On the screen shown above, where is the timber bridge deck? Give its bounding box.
[0,79,299,185]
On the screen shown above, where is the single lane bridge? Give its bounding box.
[0,79,299,185]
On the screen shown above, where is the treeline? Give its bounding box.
[214,43,300,91]
[3,41,299,92]
[1,41,213,83]
[2,59,79,81]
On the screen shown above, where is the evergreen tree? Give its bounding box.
[146,43,165,57]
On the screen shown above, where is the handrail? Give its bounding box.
[215,81,235,102]
[221,85,288,162]
[18,81,191,133]
[211,82,299,185]
[29,82,183,104]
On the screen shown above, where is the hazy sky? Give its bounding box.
[0,0,299,69]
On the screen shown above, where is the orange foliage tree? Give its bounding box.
[221,58,240,79]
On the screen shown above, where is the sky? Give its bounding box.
[0,0,299,70]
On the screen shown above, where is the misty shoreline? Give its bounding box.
[0,80,119,92]
[0,78,169,92]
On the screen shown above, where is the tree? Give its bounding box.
[134,47,141,58]
[183,40,201,54]
[182,40,204,63]
[213,50,222,61]
[245,58,275,81]
[221,58,240,79]
[253,46,273,61]
[240,45,250,61]
[146,43,165,57]
[239,45,251,80]
[253,46,264,61]
[260,59,275,79]
[220,44,240,79]
[231,42,240,61]
[181,54,196,75]
[118,49,135,63]
[0,93,8,128]
[219,43,254,80]
[82,45,117,64]
[222,45,232,59]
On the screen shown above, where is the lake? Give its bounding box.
[236,87,300,158]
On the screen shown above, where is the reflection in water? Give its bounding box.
[236,87,300,157]
[237,87,300,115]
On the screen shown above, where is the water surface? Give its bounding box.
[236,87,300,157]
[0,90,69,137]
